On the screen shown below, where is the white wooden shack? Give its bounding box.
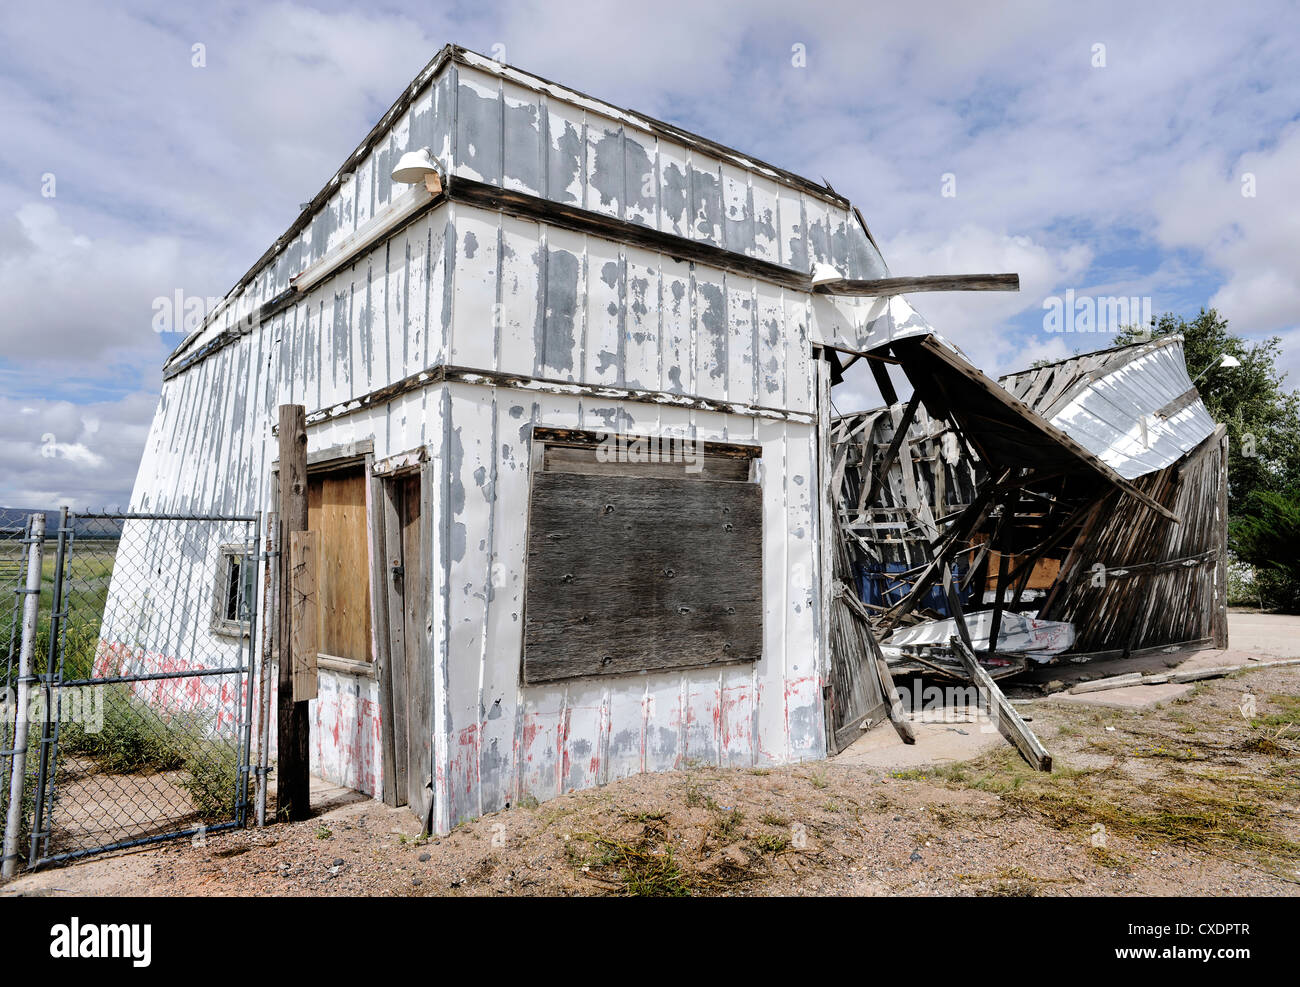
[113,45,914,832]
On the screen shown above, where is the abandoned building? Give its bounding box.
[98,45,1226,833]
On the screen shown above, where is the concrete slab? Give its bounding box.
[834,714,1003,770]
[1048,682,1194,710]
[1223,612,1300,659]
[1174,647,1274,673]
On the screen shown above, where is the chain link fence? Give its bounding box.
[0,510,262,869]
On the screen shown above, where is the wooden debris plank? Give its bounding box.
[951,636,1051,771]
[839,586,914,744]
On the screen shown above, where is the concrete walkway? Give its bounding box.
[835,713,1004,770]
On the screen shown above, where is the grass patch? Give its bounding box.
[1003,783,1300,862]
[182,740,241,820]
[710,809,744,841]
[683,777,718,810]
[753,833,790,854]
[570,834,693,897]
[56,683,242,820]
[1252,694,1300,731]
[59,684,187,775]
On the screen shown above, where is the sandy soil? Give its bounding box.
[4,661,1297,897]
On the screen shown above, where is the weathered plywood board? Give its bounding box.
[290,530,319,702]
[523,471,763,684]
[306,468,372,664]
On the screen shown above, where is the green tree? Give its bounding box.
[1114,308,1300,498]
[1229,489,1300,611]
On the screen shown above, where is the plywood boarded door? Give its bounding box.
[397,474,432,821]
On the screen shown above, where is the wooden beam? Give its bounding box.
[869,358,899,406]
[1153,386,1202,421]
[814,273,1020,296]
[951,637,1052,772]
[276,404,312,822]
[942,562,974,650]
[986,543,1011,656]
[452,176,811,291]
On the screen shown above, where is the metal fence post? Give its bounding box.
[28,506,68,866]
[2,513,44,877]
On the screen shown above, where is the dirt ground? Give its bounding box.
[4,657,1297,897]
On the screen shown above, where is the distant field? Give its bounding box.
[2,540,118,680]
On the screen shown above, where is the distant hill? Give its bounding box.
[0,509,123,540]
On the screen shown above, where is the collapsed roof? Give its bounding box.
[829,328,1228,669]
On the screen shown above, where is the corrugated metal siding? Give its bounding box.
[1000,338,1217,481]
[169,53,886,368]
[450,61,884,280]
[1045,341,1216,480]
[809,292,938,353]
[446,201,814,411]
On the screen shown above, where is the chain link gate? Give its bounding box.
[19,510,263,868]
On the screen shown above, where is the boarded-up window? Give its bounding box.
[523,427,762,685]
[307,466,372,663]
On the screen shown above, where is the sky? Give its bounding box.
[1,1,1297,508]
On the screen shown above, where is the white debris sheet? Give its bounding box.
[886,611,1075,662]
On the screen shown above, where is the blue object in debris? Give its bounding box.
[854,561,972,617]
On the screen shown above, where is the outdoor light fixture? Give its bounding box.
[391,146,443,194]
[1190,352,1242,385]
[291,147,443,294]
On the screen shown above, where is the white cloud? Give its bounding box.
[0,391,156,509]
[0,204,182,366]
[1151,124,1300,335]
[883,225,1094,377]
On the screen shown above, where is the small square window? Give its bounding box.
[212,544,256,637]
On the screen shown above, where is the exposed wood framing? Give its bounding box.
[1042,426,1228,654]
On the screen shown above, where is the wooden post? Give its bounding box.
[277,404,311,821]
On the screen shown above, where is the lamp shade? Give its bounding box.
[391,147,439,184]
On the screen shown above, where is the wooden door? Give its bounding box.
[396,475,432,822]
